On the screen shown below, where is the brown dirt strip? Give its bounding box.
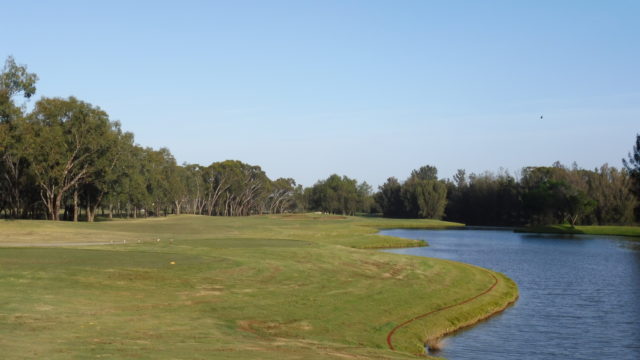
[385,268,499,351]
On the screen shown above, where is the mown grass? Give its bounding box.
[517,224,640,238]
[0,214,518,359]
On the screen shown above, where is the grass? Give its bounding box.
[0,214,518,359]
[517,224,640,238]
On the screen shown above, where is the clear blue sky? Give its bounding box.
[2,0,639,187]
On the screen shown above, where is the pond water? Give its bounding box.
[380,229,640,360]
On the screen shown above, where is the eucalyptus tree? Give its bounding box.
[24,97,118,220]
[0,56,38,218]
[2,57,304,220]
[292,184,308,212]
[267,177,296,214]
[119,144,151,218]
[142,147,177,216]
[228,162,269,216]
[193,160,271,216]
[77,124,133,221]
[182,164,206,214]
[167,164,188,215]
[0,56,37,100]
[0,115,30,217]
[203,161,232,216]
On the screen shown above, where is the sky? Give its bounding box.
[2,0,639,187]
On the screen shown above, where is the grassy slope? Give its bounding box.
[0,215,518,359]
[518,224,640,238]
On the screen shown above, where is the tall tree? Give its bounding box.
[402,166,447,219]
[143,147,176,216]
[309,174,360,215]
[376,177,404,217]
[167,164,188,215]
[24,97,116,220]
[203,161,231,216]
[79,124,131,222]
[182,164,206,214]
[268,178,296,214]
[0,56,38,218]
[401,177,447,219]
[587,164,637,224]
[623,133,640,199]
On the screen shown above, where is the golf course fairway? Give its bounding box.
[0,215,518,359]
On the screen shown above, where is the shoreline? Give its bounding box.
[428,294,518,348]
[386,267,500,352]
[516,224,640,238]
[377,228,519,356]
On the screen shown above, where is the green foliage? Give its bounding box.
[267,177,297,214]
[445,164,637,226]
[401,179,447,219]
[307,174,368,215]
[375,166,448,219]
[446,170,522,226]
[410,165,438,181]
[22,97,118,220]
[623,134,640,220]
[375,177,404,217]
[0,56,38,99]
[0,57,39,219]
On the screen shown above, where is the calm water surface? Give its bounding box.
[381,229,640,360]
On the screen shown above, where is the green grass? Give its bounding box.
[517,224,640,238]
[0,214,518,359]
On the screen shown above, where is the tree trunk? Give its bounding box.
[86,192,104,222]
[86,194,92,222]
[53,193,63,221]
[73,187,79,222]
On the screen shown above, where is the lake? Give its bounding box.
[380,229,640,360]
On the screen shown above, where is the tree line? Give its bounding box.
[0,57,302,221]
[2,56,639,225]
[445,162,638,226]
[376,160,639,226]
[266,154,640,227]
